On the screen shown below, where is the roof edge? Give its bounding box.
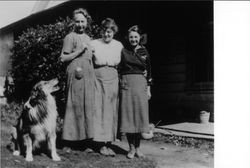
[0,0,69,32]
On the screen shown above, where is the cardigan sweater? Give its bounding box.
[119,46,153,85]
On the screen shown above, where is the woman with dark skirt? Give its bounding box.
[119,25,153,159]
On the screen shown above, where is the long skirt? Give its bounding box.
[93,66,119,142]
[62,58,95,141]
[120,74,149,133]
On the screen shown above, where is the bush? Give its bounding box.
[0,102,23,125]
[9,17,101,104]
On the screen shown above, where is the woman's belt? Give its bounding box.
[94,64,117,69]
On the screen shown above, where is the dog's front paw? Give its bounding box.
[52,154,61,161]
[13,150,20,156]
[25,155,33,162]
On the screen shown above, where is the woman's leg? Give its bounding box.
[126,133,136,159]
[135,133,144,157]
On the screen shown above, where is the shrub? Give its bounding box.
[0,102,24,125]
[1,101,64,133]
[9,17,101,106]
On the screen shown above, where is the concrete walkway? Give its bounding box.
[114,139,213,168]
[114,122,214,167]
[157,122,214,139]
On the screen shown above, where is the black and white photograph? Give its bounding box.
[1,0,248,168]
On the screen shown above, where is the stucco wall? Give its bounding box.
[0,29,13,104]
[0,29,13,77]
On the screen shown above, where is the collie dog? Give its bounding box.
[11,79,61,161]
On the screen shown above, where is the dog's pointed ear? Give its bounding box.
[29,85,41,107]
[30,89,38,98]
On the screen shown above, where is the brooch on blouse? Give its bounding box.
[141,55,147,60]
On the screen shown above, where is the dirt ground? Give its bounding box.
[1,121,213,168]
[115,140,213,168]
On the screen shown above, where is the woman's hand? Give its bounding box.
[143,70,147,78]
[78,43,87,54]
[75,44,87,59]
[60,44,87,62]
[136,47,147,56]
[147,86,151,100]
[90,45,95,54]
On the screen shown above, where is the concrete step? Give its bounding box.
[156,122,214,139]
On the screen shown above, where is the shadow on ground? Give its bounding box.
[1,121,157,168]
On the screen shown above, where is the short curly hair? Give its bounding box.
[72,8,92,31]
[101,18,119,34]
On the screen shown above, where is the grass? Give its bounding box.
[0,103,157,168]
[1,145,157,168]
[1,102,214,153]
[1,102,213,167]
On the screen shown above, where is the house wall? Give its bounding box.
[149,34,214,124]
[146,1,214,124]
[149,36,214,124]
[0,29,13,104]
[0,29,13,77]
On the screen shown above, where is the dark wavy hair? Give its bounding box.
[101,18,119,34]
[128,25,142,35]
[127,25,147,45]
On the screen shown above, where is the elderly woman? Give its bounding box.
[60,8,95,152]
[91,18,123,156]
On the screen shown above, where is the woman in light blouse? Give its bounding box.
[91,18,123,156]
